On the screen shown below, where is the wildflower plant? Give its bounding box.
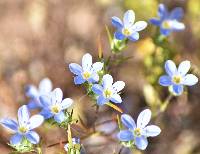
[150,4,185,36]
[159,60,198,95]
[39,88,73,124]
[0,3,199,154]
[0,105,44,152]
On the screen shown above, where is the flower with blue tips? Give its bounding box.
[111,10,147,41]
[150,4,185,36]
[0,105,44,145]
[69,53,104,85]
[159,60,198,95]
[118,109,161,150]
[39,88,73,123]
[92,74,125,106]
[25,78,53,109]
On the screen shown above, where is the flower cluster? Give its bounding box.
[0,3,199,154]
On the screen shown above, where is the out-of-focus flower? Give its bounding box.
[111,10,147,41]
[159,60,198,95]
[25,78,52,109]
[118,109,161,150]
[150,4,185,36]
[0,105,44,145]
[39,88,73,123]
[64,138,86,154]
[92,74,125,106]
[69,53,104,85]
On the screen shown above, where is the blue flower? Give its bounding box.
[92,74,125,106]
[111,10,147,41]
[25,78,53,109]
[159,60,198,95]
[69,53,104,85]
[39,88,73,123]
[118,109,161,150]
[150,4,185,36]
[0,105,44,145]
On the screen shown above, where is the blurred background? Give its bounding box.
[0,0,200,154]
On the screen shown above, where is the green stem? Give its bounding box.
[36,146,42,154]
[160,94,173,112]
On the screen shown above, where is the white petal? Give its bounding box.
[112,81,125,93]
[132,21,147,32]
[39,78,53,94]
[51,88,63,104]
[165,60,177,77]
[137,109,151,129]
[102,74,113,88]
[177,60,190,76]
[142,125,161,137]
[123,10,135,28]
[29,115,44,130]
[183,74,198,86]
[82,53,92,70]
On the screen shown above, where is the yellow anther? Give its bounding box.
[19,126,28,133]
[172,75,182,84]
[83,72,91,79]
[162,20,171,29]
[134,128,141,137]
[51,105,60,114]
[104,89,112,98]
[122,28,131,36]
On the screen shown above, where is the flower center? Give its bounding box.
[104,89,112,98]
[51,105,60,114]
[172,75,182,84]
[134,128,141,137]
[83,71,91,79]
[162,20,172,29]
[19,126,28,134]
[122,28,131,36]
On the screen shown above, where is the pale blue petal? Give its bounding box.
[177,60,190,76]
[18,105,30,126]
[172,84,184,95]
[165,60,177,77]
[82,53,92,71]
[102,74,113,88]
[159,75,172,86]
[160,28,171,36]
[60,98,73,110]
[40,109,53,119]
[92,84,103,95]
[26,131,40,144]
[135,136,148,150]
[111,16,123,29]
[25,85,38,99]
[54,111,65,123]
[0,118,18,132]
[149,18,161,26]
[10,133,23,145]
[158,4,168,19]
[114,31,126,40]
[69,63,83,75]
[171,21,185,31]
[39,78,52,94]
[74,75,85,85]
[137,109,151,129]
[110,94,122,104]
[123,10,135,28]
[39,95,52,107]
[132,21,147,32]
[88,73,99,83]
[117,130,134,141]
[142,125,161,137]
[29,115,44,130]
[170,7,183,20]
[121,114,136,130]
[112,81,125,93]
[127,32,139,41]
[27,99,42,109]
[97,95,108,106]
[182,74,198,86]
[92,62,103,72]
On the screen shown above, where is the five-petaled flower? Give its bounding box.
[159,60,198,95]
[118,109,161,150]
[0,105,44,145]
[92,74,125,106]
[25,78,53,109]
[150,4,185,36]
[69,53,104,85]
[111,10,147,41]
[39,88,73,123]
